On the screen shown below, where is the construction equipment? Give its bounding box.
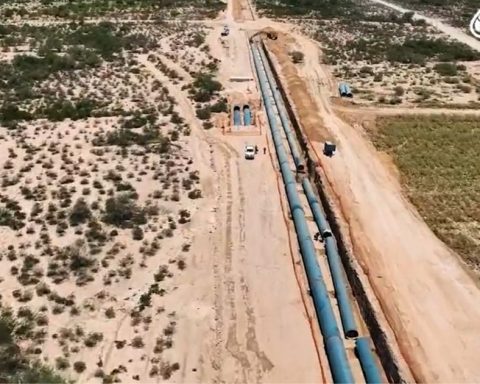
[221,25,230,36]
[324,141,336,157]
[266,31,277,40]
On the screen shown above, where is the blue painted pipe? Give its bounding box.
[325,236,358,338]
[304,174,358,338]
[233,106,241,126]
[356,337,383,383]
[259,41,358,340]
[252,43,354,384]
[243,105,251,125]
[257,47,304,171]
[302,178,332,238]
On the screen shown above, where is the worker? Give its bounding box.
[263,147,266,154]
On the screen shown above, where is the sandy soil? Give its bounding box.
[267,26,480,382]
[137,8,324,383]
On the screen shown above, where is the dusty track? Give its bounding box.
[139,11,323,382]
[262,25,480,383]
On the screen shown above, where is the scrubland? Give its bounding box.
[0,0,225,382]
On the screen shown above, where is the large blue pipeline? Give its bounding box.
[257,47,304,171]
[251,43,354,384]
[356,338,383,383]
[304,177,359,338]
[257,40,359,340]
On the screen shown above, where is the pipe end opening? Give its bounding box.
[346,330,359,339]
[322,230,332,238]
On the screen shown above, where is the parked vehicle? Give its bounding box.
[244,145,255,160]
[221,25,229,36]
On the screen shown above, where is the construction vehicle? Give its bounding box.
[266,31,277,40]
[221,25,230,37]
[323,141,336,157]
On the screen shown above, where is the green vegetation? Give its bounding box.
[69,198,92,226]
[0,22,158,123]
[0,197,26,229]
[0,307,65,383]
[256,0,362,17]
[386,39,480,64]
[103,193,147,228]
[24,0,225,19]
[434,62,457,76]
[189,73,222,103]
[371,115,480,268]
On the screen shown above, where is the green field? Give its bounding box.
[371,115,480,269]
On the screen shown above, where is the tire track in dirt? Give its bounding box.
[221,148,250,382]
[102,310,129,369]
[236,159,273,381]
[210,140,225,383]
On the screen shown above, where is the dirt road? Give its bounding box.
[332,103,480,116]
[139,10,324,381]
[266,28,480,383]
[368,0,480,52]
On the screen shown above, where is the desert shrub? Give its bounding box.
[0,308,65,382]
[103,193,146,228]
[131,336,144,348]
[290,50,304,63]
[210,98,228,113]
[187,189,202,199]
[132,226,144,240]
[69,198,92,226]
[55,357,70,370]
[203,121,213,129]
[0,200,26,229]
[393,86,405,96]
[84,332,103,347]
[191,73,221,102]
[0,103,32,123]
[73,361,86,373]
[196,107,211,120]
[434,62,457,76]
[41,99,98,122]
[359,66,374,75]
[457,84,471,93]
[105,307,115,319]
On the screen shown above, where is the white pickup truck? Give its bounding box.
[244,145,255,160]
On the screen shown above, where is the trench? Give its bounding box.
[259,39,407,384]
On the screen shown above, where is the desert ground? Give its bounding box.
[1,0,480,383]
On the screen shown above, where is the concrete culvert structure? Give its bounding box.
[233,105,241,126]
[243,105,251,125]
